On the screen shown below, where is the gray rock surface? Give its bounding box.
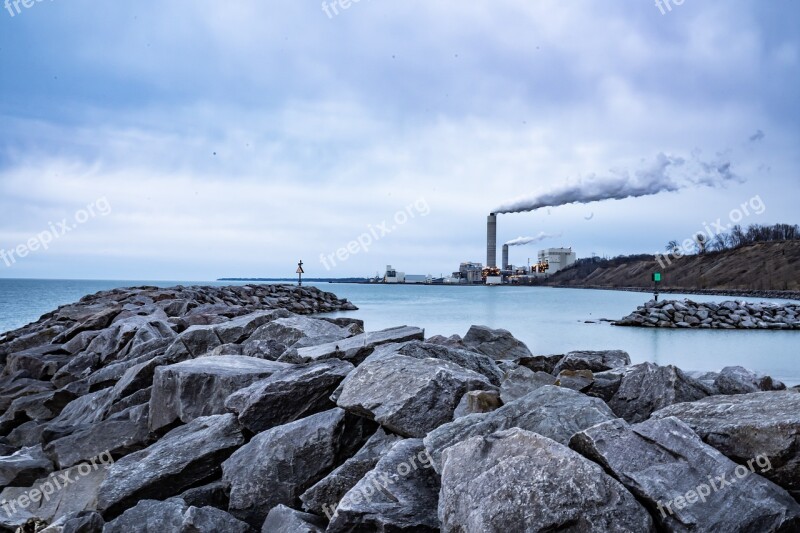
[556,369,594,392]
[652,390,800,501]
[224,359,353,433]
[370,340,505,386]
[462,325,532,360]
[571,416,800,531]
[300,427,402,516]
[0,462,109,531]
[98,414,245,518]
[0,444,53,487]
[515,353,565,374]
[552,349,631,374]
[241,315,352,359]
[281,326,425,365]
[44,403,151,469]
[453,390,502,418]
[424,385,616,472]
[606,362,710,423]
[438,428,653,532]
[102,498,250,533]
[336,351,494,437]
[262,504,326,533]
[714,365,786,394]
[500,365,557,402]
[222,408,375,527]
[148,355,291,431]
[327,439,440,533]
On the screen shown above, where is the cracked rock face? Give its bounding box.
[570,416,800,531]
[438,428,653,532]
[336,349,496,438]
[424,385,616,472]
[222,408,376,528]
[652,390,800,502]
[148,355,291,431]
[327,438,440,533]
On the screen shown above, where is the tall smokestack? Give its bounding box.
[487,213,497,268]
[502,244,509,270]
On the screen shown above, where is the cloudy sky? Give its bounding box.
[0,0,798,280]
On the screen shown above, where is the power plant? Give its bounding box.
[464,212,575,285]
[376,213,575,285]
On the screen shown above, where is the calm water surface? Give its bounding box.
[1,279,798,385]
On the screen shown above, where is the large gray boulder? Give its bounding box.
[652,390,800,501]
[102,498,250,533]
[570,416,800,531]
[606,362,710,423]
[462,325,532,360]
[424,385,616,472]
[336,351,495,437]
[224,359,353,434]
[300,428,402,516]
[714,365,786,395]
[553,349,631,374]
[0,444,52,487]
[222,408,375,527]
[211,309,292,344]
[0,461,109,531]
[241,315,351,359]
[515,353,565,374]
[369,340,505,386]
[500,365,556,403]
[98,414,245,518]
[44,404,151,469]
[148,356,291,431]
[438,428,653,532]
[327,439,440,532]
[281,326,425,365]
[262,504,325,533]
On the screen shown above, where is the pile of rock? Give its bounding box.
[614,299,800,329]
[1,287,799,532]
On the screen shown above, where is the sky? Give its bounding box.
[0,0,798,280]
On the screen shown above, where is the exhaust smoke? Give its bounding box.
[494,151,741,215]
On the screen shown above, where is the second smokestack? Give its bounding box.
[487,213,497,268]
[502,244,509,270]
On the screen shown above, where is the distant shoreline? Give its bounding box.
[218,278,800,301]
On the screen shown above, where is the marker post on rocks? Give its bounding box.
[297,260,305,287]
[652,272,661,302]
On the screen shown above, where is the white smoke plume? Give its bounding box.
[494,151,742,215]
[505,232,561,246]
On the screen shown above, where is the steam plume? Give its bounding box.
[494,151,741,214]
[505,232,560,246]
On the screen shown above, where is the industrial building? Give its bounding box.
[383,265,431,284]
[538,247,577,273]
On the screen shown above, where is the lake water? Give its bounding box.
[1,279,798,385]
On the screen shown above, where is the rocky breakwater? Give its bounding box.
[614,299,800,329]
[1,290,799,532]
